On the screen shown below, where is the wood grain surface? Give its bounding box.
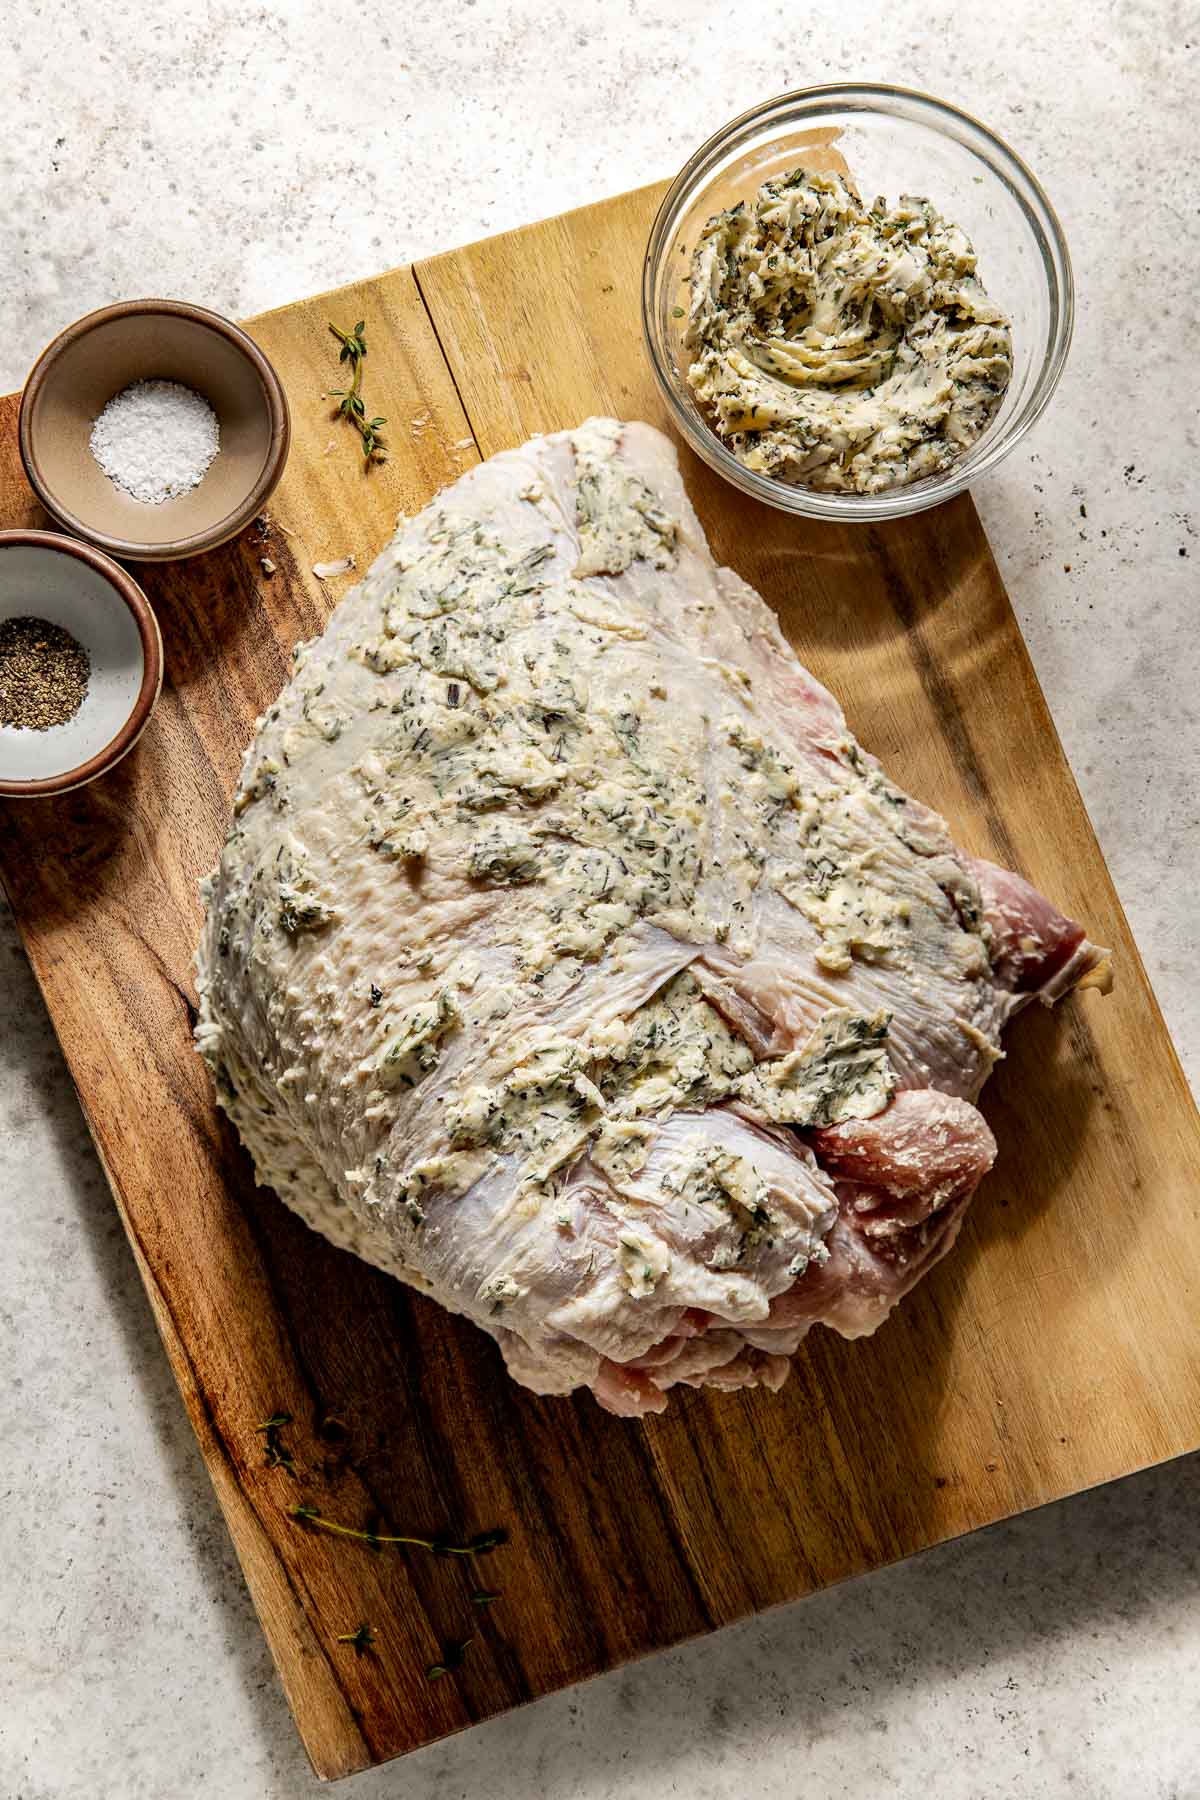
[2,185,1197,1782]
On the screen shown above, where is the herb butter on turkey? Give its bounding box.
[685,168,1013,494]
[195,419,1106,1416]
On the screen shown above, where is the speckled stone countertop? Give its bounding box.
[2,3,1197,1796]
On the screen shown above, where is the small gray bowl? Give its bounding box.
[0,529,163,797]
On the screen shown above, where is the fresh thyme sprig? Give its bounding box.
[289,1504,507,1559]
[328,320,387,465]
[270,1422,507,1680]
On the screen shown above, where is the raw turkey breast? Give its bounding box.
[195,419,1109,1416]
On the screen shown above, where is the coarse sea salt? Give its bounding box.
[89,379,220,506]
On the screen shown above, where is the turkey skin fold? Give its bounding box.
[195,419,1108,1418]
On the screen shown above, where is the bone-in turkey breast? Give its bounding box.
[195,418,1109,1416]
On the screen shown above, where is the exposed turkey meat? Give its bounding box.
[195,419,1110,1416]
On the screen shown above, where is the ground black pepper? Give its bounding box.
[0,615,91,730]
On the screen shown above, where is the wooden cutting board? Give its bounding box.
[2,180,1197,1783]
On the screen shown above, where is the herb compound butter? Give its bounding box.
[685,168,1013,495]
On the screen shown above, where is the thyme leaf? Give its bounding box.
[466,1529,508,1556]
[427,1635,475,1680]
[258,1413,296,1475]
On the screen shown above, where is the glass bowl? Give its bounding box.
[642,84,1073,521]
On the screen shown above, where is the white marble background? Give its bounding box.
[2,2,1197,1795]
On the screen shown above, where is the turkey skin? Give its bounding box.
[195,419,1108,1415]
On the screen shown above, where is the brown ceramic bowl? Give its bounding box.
[0,529,163,797]
[18,299,290,563]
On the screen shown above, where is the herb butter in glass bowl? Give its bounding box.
[642,84,1073,522]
